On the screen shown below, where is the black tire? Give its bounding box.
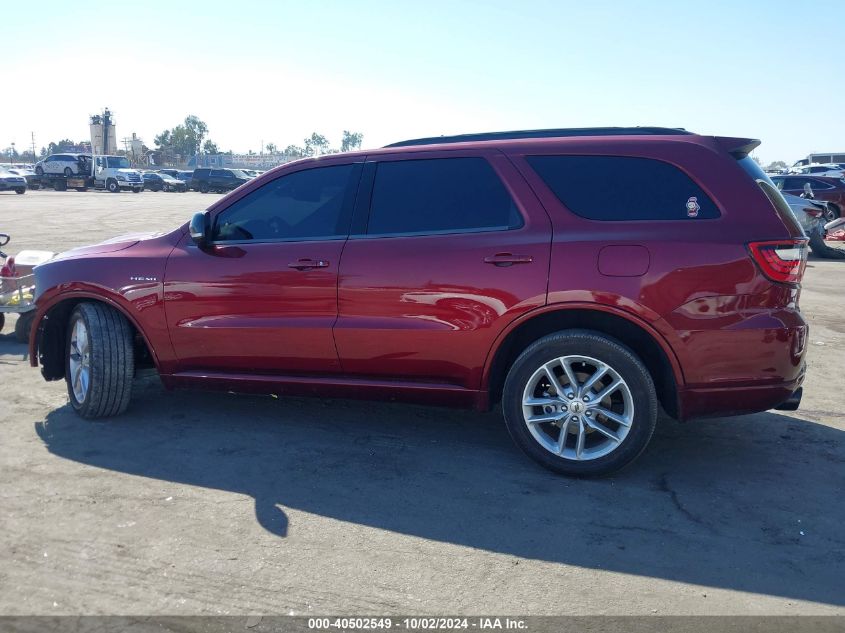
[54,180,67,192]
[502,330,658,477]
[35,166,43,176]
[76,187,88,192]
[198,181,210,193]
[825,204,841,223]
[15,312,35,343]
[63,167,73,177]
[132,188,141,193]
[65,302,134,419]
[15,188,25,194]
[106,179,120,193]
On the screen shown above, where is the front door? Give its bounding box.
[164,161,361,374]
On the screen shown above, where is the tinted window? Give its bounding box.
[210,169,229,177]
[527,155,720,220]
[213,164,354,242]
[366,158,522,236]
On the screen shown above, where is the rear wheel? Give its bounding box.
[15,188,25,194]
[63,167,73,177]
[825,204,841,222]
[199,181,210,193]
[65,302,134,419]
[502,330,658,477]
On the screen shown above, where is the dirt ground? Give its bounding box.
[0,189,843,615]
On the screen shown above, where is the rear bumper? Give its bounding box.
[678,369,805,420]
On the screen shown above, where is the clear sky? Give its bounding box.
[1,0,843,164]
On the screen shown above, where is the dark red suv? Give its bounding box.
[29,127,809,476]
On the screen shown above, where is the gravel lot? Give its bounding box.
[1,189,843,615]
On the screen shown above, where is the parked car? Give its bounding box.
[34,153,89,176]
[790,163,845,178]
[0,168,27,194]
[782,192,845,259]
[142,172,187,192]
[28,127,809,477]
[190,168,250,193]
[156,169,182,179]
[177,171,194,189]
[5,167,40,190]
[770,174,845,220]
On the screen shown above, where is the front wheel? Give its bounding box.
[106,179,120,193]
[198,181,210,193]
[65,302,135,418]
[35,166,43,176]
[502,330,658,477]
[15,188,25,194]
[825,204,841,223]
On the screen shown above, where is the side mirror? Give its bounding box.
[189,211,210,248]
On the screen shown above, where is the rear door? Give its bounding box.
[334,150,551,390]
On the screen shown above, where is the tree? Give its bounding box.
[766,160,788,171]
[184,115,208,153]
[304,132,329,157]
[154,130,172,148]
[203,140,219,154]
[265,142,277,154]
[340,131,363,153]
[284,145,305,157]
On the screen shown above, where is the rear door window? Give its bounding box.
[526,155,720,220]
[365,157,522,236]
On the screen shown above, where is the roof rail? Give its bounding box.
[385,127,693,148]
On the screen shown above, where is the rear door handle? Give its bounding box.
[288,258,330,270]
[483,253,533,267]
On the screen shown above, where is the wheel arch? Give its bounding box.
[32,293,158,380]
[483,304,685,419]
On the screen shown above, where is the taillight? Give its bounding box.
[748,239,808,284]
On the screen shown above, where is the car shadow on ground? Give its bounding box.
[33,378,845,607]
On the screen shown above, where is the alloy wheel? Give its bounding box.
[521,355,634,461]
[69,318,91,403]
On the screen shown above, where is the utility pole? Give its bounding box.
[31,132,36,162]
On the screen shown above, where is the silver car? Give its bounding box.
[0,168,27,194]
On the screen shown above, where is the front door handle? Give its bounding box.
[483,253,534,267]
[288,258,330,270]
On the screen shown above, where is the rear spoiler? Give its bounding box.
[715,137,761,159]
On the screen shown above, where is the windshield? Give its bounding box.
[231,169,250,179]
[105,156,131,168]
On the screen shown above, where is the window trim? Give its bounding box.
[352,155,526,239]
[208,162,363,246]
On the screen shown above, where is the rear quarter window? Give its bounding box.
[526,155,720,220]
